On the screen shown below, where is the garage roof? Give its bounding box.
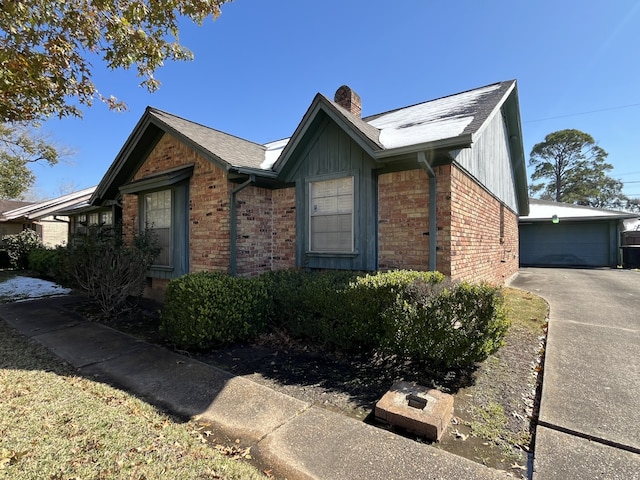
[520,198,638,223]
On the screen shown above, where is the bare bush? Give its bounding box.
[65,224,159,315]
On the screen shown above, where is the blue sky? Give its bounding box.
[33,0,640,201]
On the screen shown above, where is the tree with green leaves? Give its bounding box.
[0,123,70,199]
[0,0,229,122]
[529,129,627,208]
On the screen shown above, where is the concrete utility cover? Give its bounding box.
[375,381,453,441]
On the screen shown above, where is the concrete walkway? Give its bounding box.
[509,268,640,480]
[0,294,509,480]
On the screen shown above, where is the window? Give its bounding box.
[144,189,172,267]
[309,177,354,253]
[88,213,99,225]
[100,211,113,226]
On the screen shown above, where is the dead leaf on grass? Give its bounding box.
[0,448,28,468]
[453,429,468,441]
[214,444,252,460]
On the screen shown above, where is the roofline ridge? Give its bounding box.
[148,107,266,150]
[363,80,515,122]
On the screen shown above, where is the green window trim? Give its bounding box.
[121,165,193,279]
[306,173,357,255]
[142,189,173,268]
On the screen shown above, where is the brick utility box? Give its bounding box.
[375,381,454,442]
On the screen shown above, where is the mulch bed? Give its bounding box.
[70,296,542,477]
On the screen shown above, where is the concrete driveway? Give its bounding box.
[509,268,640,480]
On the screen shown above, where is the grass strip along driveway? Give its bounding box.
[0,319,267,479]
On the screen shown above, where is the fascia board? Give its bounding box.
[91,111,159,204]
[273,95,381,175]
[520,215,638,223]
[373,134,473,160]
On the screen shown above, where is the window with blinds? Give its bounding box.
[144,189,172,266]
[309,177,354,253]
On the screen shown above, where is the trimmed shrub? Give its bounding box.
[28,247,64,279]
[260,269,445,352]
[2,229,43,269]
[160,268,509,366]
[380,280,509,367]
[160,271,269,350]
[339,270,446,351]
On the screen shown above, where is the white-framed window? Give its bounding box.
[100,210,113,226]
[309,176,354,253]
[88,213,99,225]
[143,189,172,267]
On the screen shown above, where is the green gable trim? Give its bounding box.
[119,165,194,195]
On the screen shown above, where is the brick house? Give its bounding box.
[1,188,96,248]
[88,80,529,300]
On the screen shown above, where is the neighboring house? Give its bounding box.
[519,198,639,267]
[87,80,529,300]
[0,199,34,241]
[0,187,97,247]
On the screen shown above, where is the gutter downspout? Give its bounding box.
[417,151,437,272]
[229,175,255,276]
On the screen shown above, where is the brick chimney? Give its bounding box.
[334,85,361,117]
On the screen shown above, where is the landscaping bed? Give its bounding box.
[94,286,548,477]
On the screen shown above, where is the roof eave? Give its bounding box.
[91,109,159,204]
[502,83,529,216]
[272,95,382,174]
[373,134,473,160]
[520,214,638,223]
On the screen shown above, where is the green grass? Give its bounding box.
[502,286,549,333]
[452,287,549,466]
[469,401,508,443]
[0,320,267,479]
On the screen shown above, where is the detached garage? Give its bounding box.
[519,199,638,267]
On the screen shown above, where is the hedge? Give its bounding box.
[159,269,509,367]
[160,271,269,350]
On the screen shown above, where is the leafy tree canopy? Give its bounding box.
[529,129,628,209]
[0,123,68,199]
[0,0,228,122]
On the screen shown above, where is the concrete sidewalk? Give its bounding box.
[0,295,509,480]
[509,268,640,480]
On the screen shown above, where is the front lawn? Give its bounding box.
[0,319,267,479]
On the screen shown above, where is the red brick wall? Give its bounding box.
[123,134,517,292]
[378,167,453,274]
[378,169,431,270]
[449,165,519,284]
[123,134,297,287]
[271,187,297,271]
[235,186,296,275]
[377,165,518,284]
[122,133,232,279]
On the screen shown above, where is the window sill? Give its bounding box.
[306,251,359,258]
[149,265,174,272]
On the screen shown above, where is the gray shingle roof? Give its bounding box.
[1,187,96,220]
[149,82,516,171]
[149,108,267,170]
[365,81,515,149]
[0,200,33,216]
